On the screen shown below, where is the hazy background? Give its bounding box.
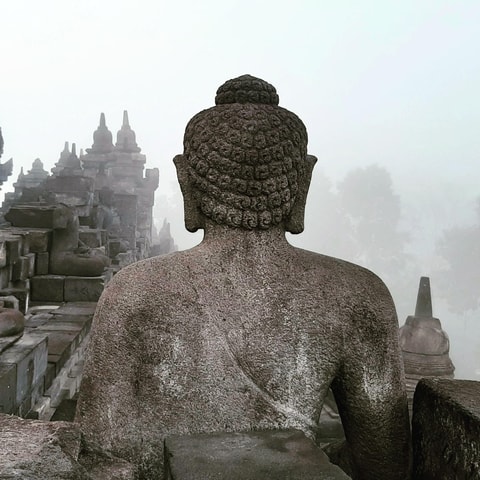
[3,1,479,378]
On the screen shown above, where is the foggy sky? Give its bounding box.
[3,1,480,378]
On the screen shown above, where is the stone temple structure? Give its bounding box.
[399,276,455,413]
[76,75,411,479]
[0,128,13,190]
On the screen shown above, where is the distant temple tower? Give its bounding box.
[399,276,455,413]
[81,111,159,260]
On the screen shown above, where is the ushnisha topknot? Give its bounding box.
[184,74,308,231]
[215,74,279,106]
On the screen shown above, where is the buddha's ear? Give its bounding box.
[285,154,317,234]
[173,154,204,232]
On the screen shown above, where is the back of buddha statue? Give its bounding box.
[76,75,410,480]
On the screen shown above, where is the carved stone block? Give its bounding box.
[31,275,65,303]
[0,332,48,410]
[5,205,70,229]
[64,276,104,302]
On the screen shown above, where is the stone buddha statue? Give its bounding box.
[76,75,410,479]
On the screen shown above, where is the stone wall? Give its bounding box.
[412,378,480,479]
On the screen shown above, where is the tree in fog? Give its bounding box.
[337,165,410,278]
[436,198,480,314]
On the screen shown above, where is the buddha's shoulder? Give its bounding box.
[100,250,198,297]
[291,247,393,303]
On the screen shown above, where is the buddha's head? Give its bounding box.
[175,75,316,234]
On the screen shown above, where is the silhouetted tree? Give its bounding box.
[436,198,480,313]
[337,164,410,278]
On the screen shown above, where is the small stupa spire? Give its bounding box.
[415,277,433,317]
[122,110,130,127]
[115,110,140,153]
[87,113,114,154]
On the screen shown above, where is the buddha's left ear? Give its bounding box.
[174,154,205,233]
[285,154,317,234]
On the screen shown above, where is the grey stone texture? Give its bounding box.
[0,331,48,414]
[412,378,480,479]
[77,75,410,479]
[0,413,87,479]
[165,429,351,479]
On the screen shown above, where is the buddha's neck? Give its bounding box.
[199,221,293,259]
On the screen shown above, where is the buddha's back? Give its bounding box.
[76,75,410,480]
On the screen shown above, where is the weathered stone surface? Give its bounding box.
[0,295,20,310]
[412,378,480,479]
[0,333,23,354]
[0,332,48,409]
[0,307,25,337]
[77,76,410,480]
[0,239,7,268]
[0,363,17,413]
[79,228,103,248]
[23,228,51,253]
[44,330,81,374]
[5,204,70,229]
[1,234,23,264]
[31,274,65,302]
[0,284,30,313]
[165,429,351,479]
[64,276,104,302]
[0,413,86,479]
[52,302,97,316]
[0,265,12,289]
[12,254,34,281]
[36,251,49,274]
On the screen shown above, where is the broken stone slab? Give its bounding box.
[412,378,480,479]
[165,429,351,479]
[0,332,48,412]
[5,204,71,230]
[64,275,104,302]
[0,413,87,479]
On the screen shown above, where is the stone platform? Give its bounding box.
[0,301,96,419]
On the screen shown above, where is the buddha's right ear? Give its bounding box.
[173,154,204,232]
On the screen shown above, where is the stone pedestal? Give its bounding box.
[165,429,351,479]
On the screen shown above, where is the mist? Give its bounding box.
[3,1,479,379]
